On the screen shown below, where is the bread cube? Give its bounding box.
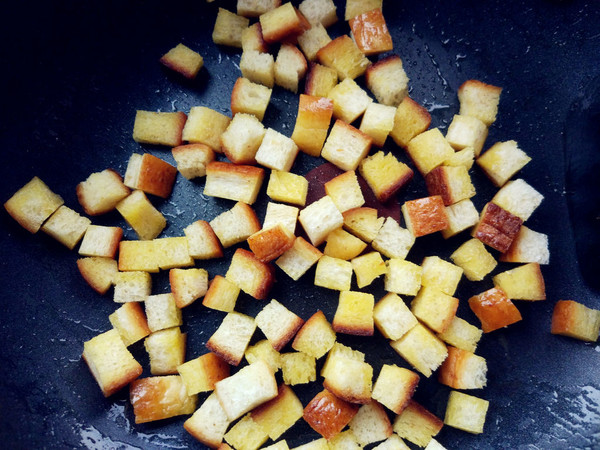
[77,256,118,295]
[207,312,256,367]
[321,342,364,377]
[324,228,367,260]
[297,23,332,62]
[359,105,396,148]
[274,44,308,93]
[474,202,522,253]
[324,170,364,213]
[299,0,337,27]
[238,0,281,17]
[441,199,479,239]
[373,292,418,340]
[170,267,208,308]
[389,97,431,148]
[210,201,261,248]
[444,146,475,170]
[406,128,455,175]
[292,310,336,358]
[364,56,409,108]
[204,161,265,205]
[145,327,186,375]
[437,316,483,353]
[130,375,197,424]
[349,401,393,446]
[252,384,304,440]
[132,110,186,147]
[303,389,359,440]
[82,328,143,397]
[391,324,448,377]
[184,107,231,153]
[411,286,459,333]
[220,114,266,165]
[160,43,203,79]
[213,8,249,47]
[183,220,223,260]
[256,299,304,351]
[317,35,370,80]
[493,262,546,301]
[551,300,600,342]
[500,225,550,265]
[224,413,269,450]
[343,206,384,242]
[153,236,194,270]
[372,364,419,415]
[333,290,374,336]
[469,287,522,333]
[255,128,300,172]
[177,352,230,395]
[241,49,276,88]
[248,223,295,262]
[372,216,415,260]
[393,401,443,447]
[184,393,231,448]
[477,140,531,186]
[305,62,338,97]
[384,259,422,296]
[492,178,544,221]
[242,22,269,53]
[280,352,317,385]
[113,271,152,303]
[349,8,392,55]
[260,3,309,43]
[276,236,323,280]
[445,114,488,156]
[77,169,130,215]
[314,255,353,291]
[458,79,502,126]
[322,352,373,404]
[322,120,372,172]
[438,346,487,390]
[267,170,308,206]
[299,195,343,246]
[116,190,166,240]
[4,176,63,233]
[145,293,182,332]
[421,256,463,296]
[328,78,373,125]
[344,0,382,20]
[117,240,159,272]
[231,77,272,121]
[226,248,275,299]
[245,339,282,373]
[203,275,240,312]
[41,205,90,249]
[263,202,299,233]
[425,165,476,206]
[109,302,151,346]
[450,238,497,281]
[372,435,411,450]
[171,143,215,180]
[291,94,333,157]
[444,391,489,434]
[352,251,387,288]
[124,153,177,199]
[360,152,413,203]
[402,196,449,238]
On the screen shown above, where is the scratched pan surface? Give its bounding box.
[1,0,600,448]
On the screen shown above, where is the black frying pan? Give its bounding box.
[1,1,599,448]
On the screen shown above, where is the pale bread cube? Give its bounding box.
[324,170,364,213]
[384,259,422,296]
[365,56,409,107]
[276,236,323,280]
[259,2,309,44]
[372,364,419,415]
[292,310,336,358]
[82,328,142,397]
[402,196,449,238]
[491,178,544,221]
[263,202,299,233]
[328,430,361,449]
[305,62,338,97]
[210,201,261,248]
[116,190,166,240]
[280,352,317,385]
[113,271,152,303]
[321,120,372,172]
[437,316,483,353]
[303,389,359,440]
[252,384,304,440]
[183,106,231,152]
[317,35,370,80]
[255,299,304,351]
[76,169,130,215]
[322,354,373,404]
[421,256,463,296]
[344,0,382,20]
[203,275,240,312]
[4,176,63,233]
[184,393,231,448]
[226,248,275,299]
[144,327,186,375]
[159,43,203,79]
[172,143,216,180]
[109,302,151,346]
[328,77,373,124]
[274,44,308,93]
[393,401,443,447]
[493,262,546,301]
[473,202,523,253]
[450,238,497,281]
[297,23,332,62]
[314,255,353,291]
[255,128,300,171]
[500,225,549,265]
[204,161,265,205]
[231,77,273,121]
[213,8,249,47]
[224,414,269,450]
[372,435,410,450]
[242,22,269,53]
[321,342,364,379]
[240,50,276,88]
[406,128,455,175]
[267,170,308,206]
[411,286,459,334]
[477,140,532,186]
[291,438,329,450]
[291,94,333,157]
[441,199,479,239]
[343,207,384,242]
[132,110,186,147]
[458,79,502,126]
[333,290,374,336]
[373,292,418,341]
[425,439,447,450]
[389,97,431,148]
[324,228,367,260]
[207,312,256,366]
[299,0,337,27]
[372,217,415,260]
[117,240,159,273]
[359,103,397,147]
[123,153,177,198]
[352,251,387,288]
[299,195,343,246]
[349,401,393,445]
[359,151,413,203]
[153,236,194,270]
[145,293,182,332]
[184,220,224,260]
[245,339,282,373]
[41,205,90,249]
[551,300,600,342]
[425,165,476,206]
[237,0,281,17]
[438,346,487,390]
[177,352,230,395]
[220,113,266,165]
[170,267,209,308]
[444,391,489,434]
[247,223,295,262]
[390,324,448,377]
[445,114,488,156]
[444,146,475,170]
[349,8,393,56]
[77,256,118,295]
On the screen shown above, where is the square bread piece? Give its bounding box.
[144,327,186,375]
[328,77,373,124]
[411,286,459,334]
[458,79,502,126]
[241,49,276,88]
[491,178,544,221]
[372,364,419,415]
[237,0,281,18]
[145,293,182,333]
[231,77,273,121]
[343,207,384,243]
[297,23,332,62]
[425,165,476,206]
[349,401,393,446]
[299,195,343,246]
[333,290,374,336]
[220,113,266,165]
[184,220,223,260]
[226,248,275,299]
[124,153,178,199]
[314,255,353,291]
[212,8,249,47]
[76,169,130,216]
[345,0,382,20]
[473,202,523,253]
[291,94,333,157]
[493,262,546,301]
[324,170,365,213]
[252,384,304,441]
[276,236,323,281]
[393,400,443,447]
[259,3,309,44]
[352,251,387,288]
[385,259,422,296]
[298,0,337,27]
[267,170,309,206]
[204,161,265,205]
[499,225,550,265]
[450,238,497,282]
[132,110,187,147]
[477,140,531,187]
[263,202,299,233]
[77,256,119,295]
[406,128,455,175]
[184,393,231,448]
[248,223,295,262]
[41,205,91,250]
[421,256,463,296]
[113,271,152,303]
[389,97,431,148]
[292,309,336,358]
[317,35,370,80]
[241,22,267,53]
[402,196,449,238]
[468,287,522,333]
[321,120,372,172]
[280,351,317,385]
[360,151,413,203]
[153,236,194,270]
[274,44,308,93]
[170,267,209,308]
[224,413,269,450]
[116,190,166,240]
[349,8,393,56]
[445,114,488,156]
[551,300,600,342]
[177,352,230,395]
[324,228,367,260]
[442,199,479,239]
[172,143,215,180]
[390,323,448,378]
[206,311,256,366]
[210,201,261,248]
[303,389,359,440]
[373,292,418,341]
[365,55,409,107]
[444,146,475,169]
[109,302,151,346]
[117,240,159,273]
[359,103,397,148]
[203,275,240,313]
[159,43,204,79]
[255,299,304,351]
[444,391,489,434]
[437,316,483,353]
[321,351,373,403]
[245,339,282,375]
[183,106,231,152]
[438,346,487,390]
[372,216,415,260]
[255,128,300,172]
[305,62,338,97]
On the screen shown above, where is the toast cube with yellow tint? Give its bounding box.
[117,240,159,273]
[153,236,194,270]
[298,0,337,27]
[372,217,415,260]
[349,401,393,445]
[41,205,90,250]
[267,170,308,206]
[359,103,397,147]
[468,287,522,333]
[255,299,304,351]
[299,195,343,246]
[324,228,367,260]
[391,324,448,377]
[297,23,332,62]
[160,43,203,79]
[292,310,336,358]
[109,302,151,346]
[317,35,370,80]
[274,44,308,93]
[183,107,231,152]
[170,267,208,308]
[231,77,273,121]
[113,271,152,303]
[450,238,497,281]
[124,153,177,199]
[477,140,531,187]
[303,389,359,440]
[328,78,373,124]
[500,225,549,265]
[255,128,300,172]
[406,128,455,176]
[352,251,387,288]
[260,3,309,44]
[444,391,489,434]
[130,375,197,424]
[213,8,249,47]
[226,248,275,299]
[76,169,130,216]
[365,56,409,107]
[333,290,374,336]
[493,262,546,301]
[437,316,483,353]
[393,400,443,447]
[344,0,382,20]
[77,256,118,295]
[305,62,338,97]
[314,255,353,291]
[248,223,295,262]
[349,8,392,56]
[291,94,333,157]
[444,146,475,170]
[263,202,299,233]
[321,342,364,379]
[145,293,182,332]
[425,165,476,206]
[220,113,266,165]
[324,170,364,213]
[421,256,463,296]
[411,286,459,334]
[343,207,384,242]
[184,393,230,448]
[241,49,276,88]
[402,196,449,238]
[438,346,487,390]
[210,201,261,248]
[172,143,215,180]
[245,339,282,374]
[237,0,281,18]
[389,97,431,148]
[145,327,186,375]
[205,161,265,205]
[252,384,304,440]
[184,220,223,260]
[372,364,419,415]
[116,190,166,240]
[373,292,418,341]
[177,352,230,395]
[458,80,502,126]
[276,236,323,280]
[224,413,269,450]
[441,199,479,239]
[321,120,372,172]
[241,22,267,52]
[323,354,373,404]
[207,312,256,366]
[384,259,422,296]
[132,111,187,147]
[551,300,600,342]
[491,178,544,222]
[280,352,317,385]
[203,275,240,313]
[445,114,488,156]
[473,202,523,253]
[360,151,413,203]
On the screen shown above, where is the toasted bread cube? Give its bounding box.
[255,128,300,171]
[226,248,275,299]
[444,391,489,434]
[372,435,411,450]
[393,401,443,447]
[493,262,546,301]
[492,178,544,222]
[184,393,231,448]
[276,236,323,280]
[389,97,431,148]
[207,312,256,366]
[391,324,448,377]
[352,251,387,288]
[82,329,143,397]
[267,170,308,206]
[322,120,372,172]
[116,190,166,240]
[333,290,374,336]
[372,217,415,260]
[314,255,353,291]
[77,256,118,295]
[160,43,203,79]
[172,143,215,180]
[170,268,208,308]
[365,56,409,107]
[305,62,338,97]
[360,152,413,204]
[274,44,308,93]
[117,240,159,272]
[109,302,151,346]
[373,292,418,340]
[343,207,384,242]
[551,300,600,342]
[263,202,299,233]
[260,3,308,43]
[438,346,487,390]
[349,8,392,55]
[205,161,265,205]
[145,293,182,332]
[297,23,332,62]
[384,259,422,296]
[154,236,194,270]
[445,114,488,156]
[441,199,479,239]
[113,271,152,303]
[280,352,317,385]
[324,228,367,260]
[425,165,476,206]
[328,429,360,448]
[450,238,497,281]
[145,327,186,375]
[344,0,382,20]
[177,352,230,395]
[500,225,549,265]
[250,384,303,440]
[240,50,276,88]
[220,114,266,165]
[210,201,261,248]
[328,78,372,124]
[406,128,455,176]
[292,310,336,358]
[248,223,295,262]
[184,220,224,260]
[303,389,359,440]
[238,0,281,17]
[41,205,90,249]
[124,153,177,199]
[130,375,197,424]
[203,275,241,312]
[242,22,268,53]
[324,170,364,213]
[322,354,372,404]
[224,414,269,450]
[359,105,396,148]
[444,146,475,170]
[473,202,523,253]
[245,339,282,373]
[4,176,63,233]
[458,80,502,126]
[402,196,449,238]
[411,287,459,334]
[291,94,333,157]
[437,316,483,353]
[299,195,343,246]
[372,364,419,415]
[76,169,130,215]
[421,256,463,296]
[231,77,273,121]
[349,401,393,445]
[256,299,304,351]
[477,140,531,186]
[321,342,364,379]
[132,110,186,147]
[215,359,278,421]
[317,35,370,80]
[469,287,522,333]
[299,0,337,27]
[213,8,249,47]
[183,107,231,152]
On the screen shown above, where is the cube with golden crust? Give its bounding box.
[124,153,177,199]
[437,316,483,353]
[299,0,337,27]
[322,120,372,172]
[402,196,449,238]
[245,339,282,373]
[241,49,276,88]
[458,80,502,126]
[473,202,523,253]
[226,248,275,299]
[267,170,308,206]
[365,56,410,107]
[425,165,476,206]
[352,251,387,288]
[343,207,384,242]
[372,364,419,415]
[349,401,393,445]
[303,389,359,440]
[220,113,266,165]
[184,393,230,448]
[493,262,546,301]
[274,44,308,93]
[438,346,487,390]
[203,275,240,312]
[291,94,333,157]
[444,391,489,434]
[160,43,203,79]
[390,324,448,377]
[256,299,304,351]
[231,77,273,121]
[113,270,152,303]
[411,286,459,334]
[393,401,443,447]
[299,195,344,246]
[82,328,143,397]
[373,292,418,340]
[170,267,208,308]
[210,201,261,248]
[322,354,373,404]
[344,0,382,20]
[421,256,463,296]
[389,97,431,148]
[333,290,374,336]
[305,62,338,97]
[328,78,373,124]
[321,342,364,378]
[130,375,197,424]
[324,228,367,260]
[297,23,332,62]
[372,217,415,260]
[491,178,544,221]
[477,140,531,186]
[468,287,522,333]
[349,8,392,56]
[441,199,479,239]
[117,240,159,272]
[207,312,256,366]
[116,190,166,240]
[263,202,299,233]
[255,128,300,172]
[41,205,90,249]
[551,300,600,342]
[238,0,281,18]
[385,259,422,296]
[317,35,370,80]
[276,236,323,280]
[359,104,397,147]
[172,143,215,180]
[280,352,317,385]
[292,310,336,358]
[324,170,364,213]
[252,384,304,440]
[445,114,488,156]
[406,128,455,176]
[145,327,186,375]
[145,293,182,332]
[109,302,151,346]
[183,107,231,152]
[360,152,413,204]
[260,3,309,43]
[224,413,269,450]
[76,169,130,215]
[177,352,230,395]
[77,256,118,295]
[153,236,194,270]
[184,220,223,260]
[444,146,475,170]
[213,8,249,47]
[242,23,267,52]
[132,111,186,147]
[500,225,549,265]
[248,223,295,262]
[450,238,497,282]
[314,255,353,291]
[204,161,265,205]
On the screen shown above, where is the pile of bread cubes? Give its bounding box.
[5,0,600,448]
